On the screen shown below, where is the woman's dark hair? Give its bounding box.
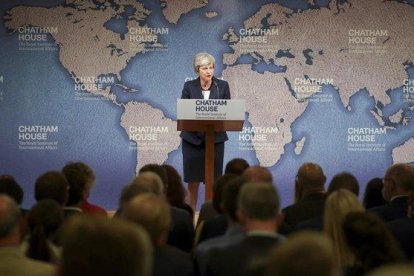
[213,173,238,213]
[162,164,186,206]
[0,175,24,205]
[363,178,387,209]
[343,212,406,273]
[26,199,64,263]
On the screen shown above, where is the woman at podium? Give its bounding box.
[180,52,231,210]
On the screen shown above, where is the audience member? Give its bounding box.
[242,165,273,183]
[23,199,63,264]
[0,195,55,276]
[139,163,169,190]
[206,182,284,276]
[162,164,193,218]
[121,170,194,253]
[35,171,69,206]
[123,194,192,276]
[370,163,413,222]
[343,212,406,276]
[0,174,26,214]
[196,173,238,244]
[323,189,364,268]
[197,173,238,226]
[59,216,152,276]
[363,177,387,209]
[296,171,359,232]
[195,176,248,275]
[224,158,249,175]
[327,172,359,196]
[62,162,106,216]
[265,231,339,276]
[386,166,414,261]
[282,162,326,228]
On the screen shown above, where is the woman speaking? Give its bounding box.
[180,52,231,210]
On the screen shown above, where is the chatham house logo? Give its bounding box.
[18,125,59,150]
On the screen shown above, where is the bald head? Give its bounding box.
[242,166,273,183]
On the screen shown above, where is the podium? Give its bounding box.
[177,99,245,201]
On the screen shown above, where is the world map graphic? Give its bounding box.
[1,0,413,209]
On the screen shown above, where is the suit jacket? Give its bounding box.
[206,234,283,276]
[153,245,193,276]
[180,77,231,145]
[198,214,228,244]
[167,206,195,253]
[0,247,55,276]
[387,217,414,260]
[369,196,409,222]
[282,192,326,228]
[196,224,244,276]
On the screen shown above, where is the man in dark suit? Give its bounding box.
[295,171,360,232]
[205,182,284,276]
[370,163,412,222]
[282,162,326,228]
[385,163,414,260]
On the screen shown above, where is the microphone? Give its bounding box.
[214,80,219,99]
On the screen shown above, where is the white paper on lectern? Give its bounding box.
[177,99,245,120]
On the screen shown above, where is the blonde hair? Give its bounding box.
[323,189,364,267]
[193,52,215,73]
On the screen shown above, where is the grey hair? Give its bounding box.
[193,52,215,73]
[238,182,280,220]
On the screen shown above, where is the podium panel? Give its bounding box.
[177,100,245,201]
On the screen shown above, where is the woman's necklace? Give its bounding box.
[201,81,211,91]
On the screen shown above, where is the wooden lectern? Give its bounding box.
[177,99,245,201]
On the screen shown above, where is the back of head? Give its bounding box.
[386,163,414,192]
[119,174,163,212]
[139,164,168,192]
[213,173,238,213]
[0,175,24,205]
[61,216,152,276]
[225,158,250,175]
[162,164,186,206]
[323,189,365,266]
[26,199,64,262]
[324,189,364,231]
[343,211,405,270]
[28,199,64,236]
[328,172,359,196]
[62,162,95,206]
[266,231,338,276]
[242,166,273,183]
[238,182,280,220]
[123,194,171,247]
[137,172,164,195]
[0,194,21,240]
[296,162,326,193]
[222,176,249,221]
[35,171,69,206]
[363,178,386,209]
